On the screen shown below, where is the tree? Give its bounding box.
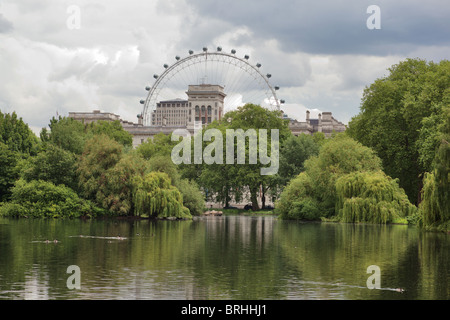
[0,143,20,201]
[418,104,450,230]
[0,111,39,155]
[97,151,149,215]
[46,116,86,154]
[86,120,133,148]
[136,132,175,160]
[275,133,320,187]
[0,179,102,218]
[132,171,191,219]
[335,171,416,224]
[276,134,394,221]
[219,103,290,210]
[175,179,205,216]
[77,134,123,202]
[21,144,79,191]
[304,134,382,217]
[45,117,134,154]
[347,58,450,204]
[148,155,205,215]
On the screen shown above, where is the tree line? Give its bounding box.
[1,58,448,230]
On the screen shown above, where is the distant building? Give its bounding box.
[151,99,189,127]
[68,85,346,148]
[150,84,225,128]
[68,110,121,124]
[288,110,346,137]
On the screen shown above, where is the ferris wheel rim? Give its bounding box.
[141,48,282,125]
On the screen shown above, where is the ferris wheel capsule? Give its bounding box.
[163,64,169,69]
[189,50,194,55]
[145,86,151,91]
[244,55,250,60]
[175,56,180,60]
[140,99,145,104]
[231,49,236,54]
[266,74,272,78]
[256,63,262,68]
[217,46,222,52]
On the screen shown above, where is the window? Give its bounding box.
[207,106,212,115]
[201,106,206,124]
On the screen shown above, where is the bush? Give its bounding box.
[0,179,104,218]
[335,171,416,223]
[176,179,205,216]
[132,172,191,219]
[276,135,417,223]
[275,172,321,220]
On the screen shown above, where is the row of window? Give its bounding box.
[195,105,215,115]
[157,103,188,108]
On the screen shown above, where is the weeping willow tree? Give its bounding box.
[336,171,417,224]
[132,172,191,219]
[419,105,450,230]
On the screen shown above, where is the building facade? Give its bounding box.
[288,110,346,137]
[69,85,346,148]
[149,84,225,129]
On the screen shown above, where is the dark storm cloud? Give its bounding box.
[186,0,450,56]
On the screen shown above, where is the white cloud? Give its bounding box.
[0,0,447,135]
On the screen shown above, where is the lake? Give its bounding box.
[0,215,448,300]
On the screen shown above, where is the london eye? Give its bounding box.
[140,47,284,126]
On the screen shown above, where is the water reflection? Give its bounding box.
[0,216,448,300]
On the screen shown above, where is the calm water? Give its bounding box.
[0,215,448,300]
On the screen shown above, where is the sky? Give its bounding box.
[0,0,449,134]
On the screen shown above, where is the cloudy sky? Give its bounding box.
[0,0,449,134]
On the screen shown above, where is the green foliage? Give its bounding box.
[132,172,191,219]
[21,144,79,191]
[275,133,320,187]
[335,171,416,224]
[0,143,20,201]
[0,110,39,155]
[347,58,450,204]
[175,178,205,216]
[45,117,133,154]
[86,120,133,148]
[77,134,123,201]
[0,179,103,218]
[136,133,175,160]
[304,134,382,216]
[46,116,86,154]
[208,103,291,210]
[97,152,149,215]
[275,134,416,223]
[148,155,181,185]
[275,172,322,220]
[418,105,450,230]
[147,155,205,216]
